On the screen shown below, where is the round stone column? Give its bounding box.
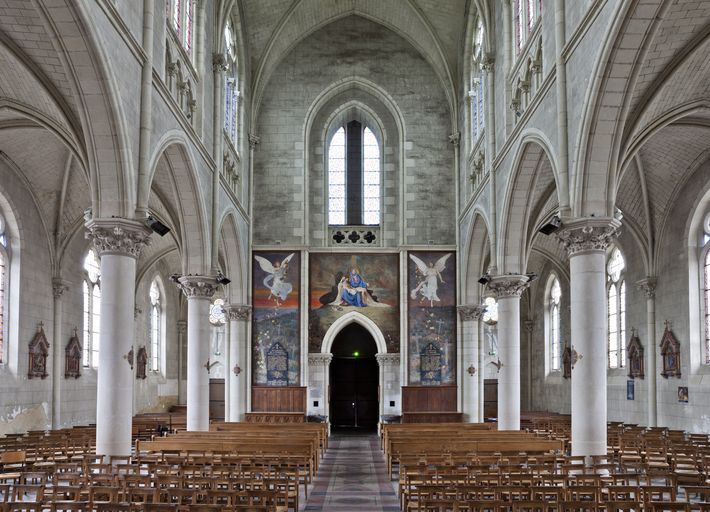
[51,278,70,429]
[486,275,531,430]
[458,305,486,423]
[637,277,657,427]
[176,276,218,431]
[86,218,151,457]
[226,304,250,422]
[558,217,620,458]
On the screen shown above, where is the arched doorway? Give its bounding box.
[329,323,379,430]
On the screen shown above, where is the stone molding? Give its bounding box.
[556,217,621,257]
[636,277,657,299]
[175,275,218,299]
[248,133,260,149]
[486,274,530,298]
[448,132,461,146]
[458,304,486,321]
[308,353,333,366]
[226,304,251,321]
[85,218,152,259]
[375,353,400,366]
[52,278,70,299]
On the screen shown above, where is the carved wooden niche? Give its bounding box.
[136,347,148,380]
[28,323,49,380]
[660,321,681,379]
[64,328,82,379]
[562,346,572,380]
[627,329,644,379]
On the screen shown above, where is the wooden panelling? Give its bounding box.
[401,385,457,413]
[251,386,307,413]
[401,412,463,423]
[244,412,305,423]
[209,379,225,421]
[484,379,498,419]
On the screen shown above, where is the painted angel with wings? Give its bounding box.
[254,253,295,305]
[409,253,451,307]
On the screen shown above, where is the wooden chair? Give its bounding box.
[646,504,691,512]
[559,502,602,512]
[604,501,643,512]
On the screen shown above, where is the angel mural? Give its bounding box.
[409,253,451,307]
[254,253,295,306]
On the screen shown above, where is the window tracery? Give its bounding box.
[83,249,101,368]
[224,18,240,146]
[514,0,541,53]
[469,16,485,144]
[150,279,162,373]
[703,213,710,365]
[0,215,6,364]
[547,276,562,372]
[169,0,195,57]
[607,247,626,369]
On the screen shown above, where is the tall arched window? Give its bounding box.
[469,16,485,143]
[547,276,562,371]
[607,247,626,368]
[224,18,239,146]
[327,122,381,226]
[83,249,101,368]
[703,217,710,364]
[514,0,541,53]
[0,220,7,364]
[149,279,162,373]
[169,0,195,56]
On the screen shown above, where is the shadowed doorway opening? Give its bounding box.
[329,323,379,431]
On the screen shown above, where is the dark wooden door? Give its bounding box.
[484,378,498,420]
[209,378,225,421]
[329,357,379,429]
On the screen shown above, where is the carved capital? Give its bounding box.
[52,278,70,299]
[375,353,400,366]
[308,353,333,366]
[556,217,621,257]
[86,218,152,259]
[524,320,534,333]
[212,53,228,72]
[226,304,251,321]
[248,133,260,150]
[481,57,495,72]
[175,275,218,300]
[177,321,187,335]
[486,274,531,298]
[449,132,461,146]
[636,277,657,299]
[458,304,486,321]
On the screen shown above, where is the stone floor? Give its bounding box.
[302,431,400,511]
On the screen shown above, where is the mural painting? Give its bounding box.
[309,253,399,353]
[407,251,456,385]
[252,251,300,385]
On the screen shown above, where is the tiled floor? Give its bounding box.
[303,431,400,511]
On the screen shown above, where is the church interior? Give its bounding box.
[0,0,710,510]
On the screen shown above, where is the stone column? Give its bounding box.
[308,353,333,419]
[486,275,531,430]
[637,277,657,427]
[226,304,250,422]
[376,353,401,419]
[175,276,218,431]
[558,217,620,458]
[86,219,151,457]
[458,305,486,422]
[177,320,187,405]
[524,319,534,410]
[51,278,70,429]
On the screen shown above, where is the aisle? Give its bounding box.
[303,431,400,511]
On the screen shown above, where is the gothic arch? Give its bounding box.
[320,312,388,355]
[217,209,247,304]
[462,209,491,304]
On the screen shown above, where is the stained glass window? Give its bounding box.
[607,247,626,368]
[704,249,710,364]
[150,279,161,372]
[482,296,498,325]
[83,249,101,368]
[549,278,562,371]
[170,0,195,57]
[0,249,5,364]
[514,0,540,53]
[209,298,226,326]
[470,78,485,142]
[328,127,346,225]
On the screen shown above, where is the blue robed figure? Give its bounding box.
[340,267,369,307]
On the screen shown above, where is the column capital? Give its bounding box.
[248,133,260,149]
[308,353,333,365]
[375,353,400,366]
[556,217,620,257]
[458,304,486,321]
[212,53,228,72]
[226,304,251,321]
[85,218,152,259]
[448,132,461,146]
[52,278,71,299]
[177,320,187,334]
[636,277,657,299]
[524,319,534,333]
[481,56,495,72]
[486,274,531,298]
[175,275,219,300]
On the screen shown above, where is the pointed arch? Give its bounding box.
[320,311,388,355]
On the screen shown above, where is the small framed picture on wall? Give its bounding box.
[678,386,689,403]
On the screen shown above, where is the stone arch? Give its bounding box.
[463,209,491,304]
[499,134,560,274]
[320,312,388,355]
[217,209,246,304]
[147,134,210,274]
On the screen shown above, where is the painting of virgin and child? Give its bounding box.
[308,253,400,353]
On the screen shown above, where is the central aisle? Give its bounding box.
[303,432,400,511]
